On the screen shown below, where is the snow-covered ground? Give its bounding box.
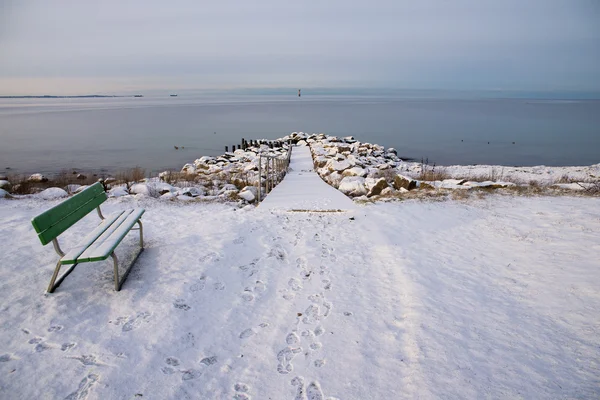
[0,194,599,399]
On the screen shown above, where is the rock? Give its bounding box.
[161,192,176,199]
[108,187,129,197]
[342,167,367,178]
[104,177,117,185]
[387,148,398,155]
[130,183,151,196]
[28,173,48,183]
[219,184,239,194]
[181,163,197,174]
[314,156,329,168]
[326,159,352,173]
[380,187,395,196]
[419,182,435,190]
[74,185,89,194]
[0,188,9,198]
[338,176,367,197]
[0,175,7,180]
[154,182,175,195]
[326,171,343,187]
[0,180,11,191]
[393,174,417,191]
[65,184,81,194]
[38,187,68,200]
[238,188,256,202]
[179,187,205,197]
[365,177,389,197]
[76,174,87,180]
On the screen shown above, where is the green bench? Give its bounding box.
[31,181,145,292]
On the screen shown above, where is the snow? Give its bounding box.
[1,193,599,399]
[260,146,356,211]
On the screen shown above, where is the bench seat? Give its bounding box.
[60,208,144,264]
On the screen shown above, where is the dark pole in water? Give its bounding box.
[225,146,228,152]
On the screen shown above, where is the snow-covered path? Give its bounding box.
[0,196,599,399]
[260,146,356,212]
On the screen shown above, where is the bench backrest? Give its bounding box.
[31,182,107,246]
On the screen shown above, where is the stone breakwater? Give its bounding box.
[1,131,598,201]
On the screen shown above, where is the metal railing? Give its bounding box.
[257,143,293,202]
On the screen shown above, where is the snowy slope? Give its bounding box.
[0,196,599,399]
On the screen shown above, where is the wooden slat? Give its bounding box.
[85,208,145,262]
[76,209,134,261]
[31,182,105,234]
[60,211,125,265]
[35,192,108,246]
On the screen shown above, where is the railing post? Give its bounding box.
[257,155,262,202]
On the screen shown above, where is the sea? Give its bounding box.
[1,93,599,176]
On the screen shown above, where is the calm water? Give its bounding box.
[1,95,599,175]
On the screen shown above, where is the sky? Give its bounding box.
[0,0,599,95]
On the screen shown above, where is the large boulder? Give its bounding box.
[108,187,129,197]
[238,186,257,202]
[28,173,48,183]
[338,176,367,197]
[0,188,9,198]
[38,187,68,200]
[365,177,389,197]
[393,174,417,191]
[342,167,367,178]
[326,159,352,173]
[130,183,151,196]
[181,163,197,174]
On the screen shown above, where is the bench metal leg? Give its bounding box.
[111,221,144,291]
[47,261,78,293]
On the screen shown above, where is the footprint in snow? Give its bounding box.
[173,300,191,311]
[277,346,302,374]
[233,237,245,244]
[254,280,266,292]
[181,369,202,381]
[47,325,63,333]
[286,332,300,345]
[0,354,13,362]
[314,326,325,336]
[64,374,99,400]
[214,282,225,290]
[165,357,180,366]
[239,329,255,339]
[314,233,321,242]
[200,356,218,366]
[189,276,207,292]
[61,342,77,352]
[288,278,302,291]
[234,382,251,399]
[241,291,255,302]
[314,359,326,367]
[307,381,326,400]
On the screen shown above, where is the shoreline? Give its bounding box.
[1,132,599,200]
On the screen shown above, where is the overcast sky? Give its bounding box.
[0,0,599,94]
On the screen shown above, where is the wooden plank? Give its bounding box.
[76,209,135,261]
[60,211,125,265]
[31,182,105,234]
[35,192,108,246]
[85,208,145,262]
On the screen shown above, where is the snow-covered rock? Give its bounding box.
[74,185,89,194]
[219,184,239,194]
[181,163,197,174]
[65,184,81,194]
[365,177,389,197]
[130,184,151,196]
[38,187,68,200]
[28,173,48,182]
[179,187,206,197]
[108,187,129,197]
[338,176,367,197]
[342,167,367,178]
[0,180,11,191]
[393,174,417,191]
[326,159,352,172]
[238,186,257,203]
[161,192,176,200]
[0,188,9,198]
